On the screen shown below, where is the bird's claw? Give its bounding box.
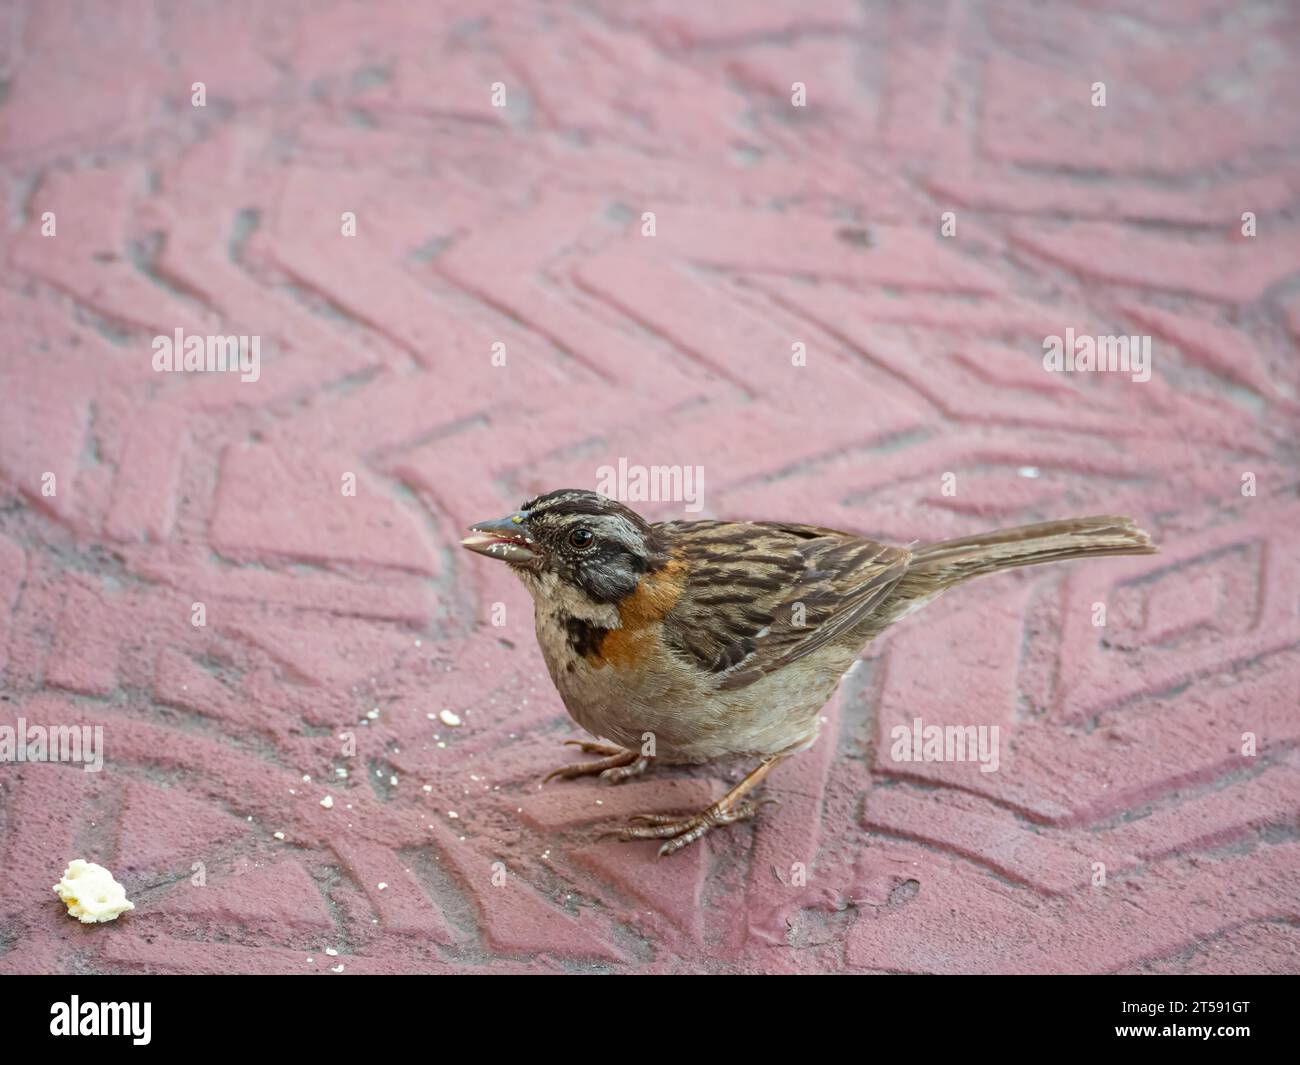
[543,742,651,784]
[604,796,779,856]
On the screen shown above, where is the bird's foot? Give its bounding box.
[601,755,787,856]
[605,796,779,856]
[543,741,651,784]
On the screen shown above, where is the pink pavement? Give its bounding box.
[0,1,1297,975]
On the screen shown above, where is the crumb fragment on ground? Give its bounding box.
[53,860,135,924]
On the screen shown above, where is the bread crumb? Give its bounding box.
[52,860,134,924]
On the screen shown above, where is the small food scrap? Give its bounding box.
[320,796,334,809]
[439,709,462,727]
[332,964,345,973]
[274,831,286,840]
[52,860,135,924]
[325,947,339,957]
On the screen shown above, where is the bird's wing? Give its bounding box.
[655,520,911,692]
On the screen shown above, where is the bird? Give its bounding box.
[461,489,1157,856]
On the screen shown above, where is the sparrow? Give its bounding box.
[462,490,1157,856]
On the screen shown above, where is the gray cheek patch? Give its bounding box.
[591,514,646,552]
[578,556,641,604]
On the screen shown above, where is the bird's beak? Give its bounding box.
[461,514,538,563]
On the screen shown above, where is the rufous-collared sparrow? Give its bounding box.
[462,490,1156,855]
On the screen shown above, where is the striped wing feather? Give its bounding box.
[656,520,911,691]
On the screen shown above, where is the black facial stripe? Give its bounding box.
[564,616,608,658]
[542,501,629,519]
[520,489,654,533]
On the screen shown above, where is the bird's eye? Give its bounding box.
[568,527,595,549]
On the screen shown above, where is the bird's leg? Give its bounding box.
[543,740,652,784]
[606,755,786,857]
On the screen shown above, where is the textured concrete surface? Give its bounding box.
[1,1,1298,974]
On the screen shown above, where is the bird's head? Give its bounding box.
[461,490,665,604]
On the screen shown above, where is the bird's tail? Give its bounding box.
[903,515,1157,589]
